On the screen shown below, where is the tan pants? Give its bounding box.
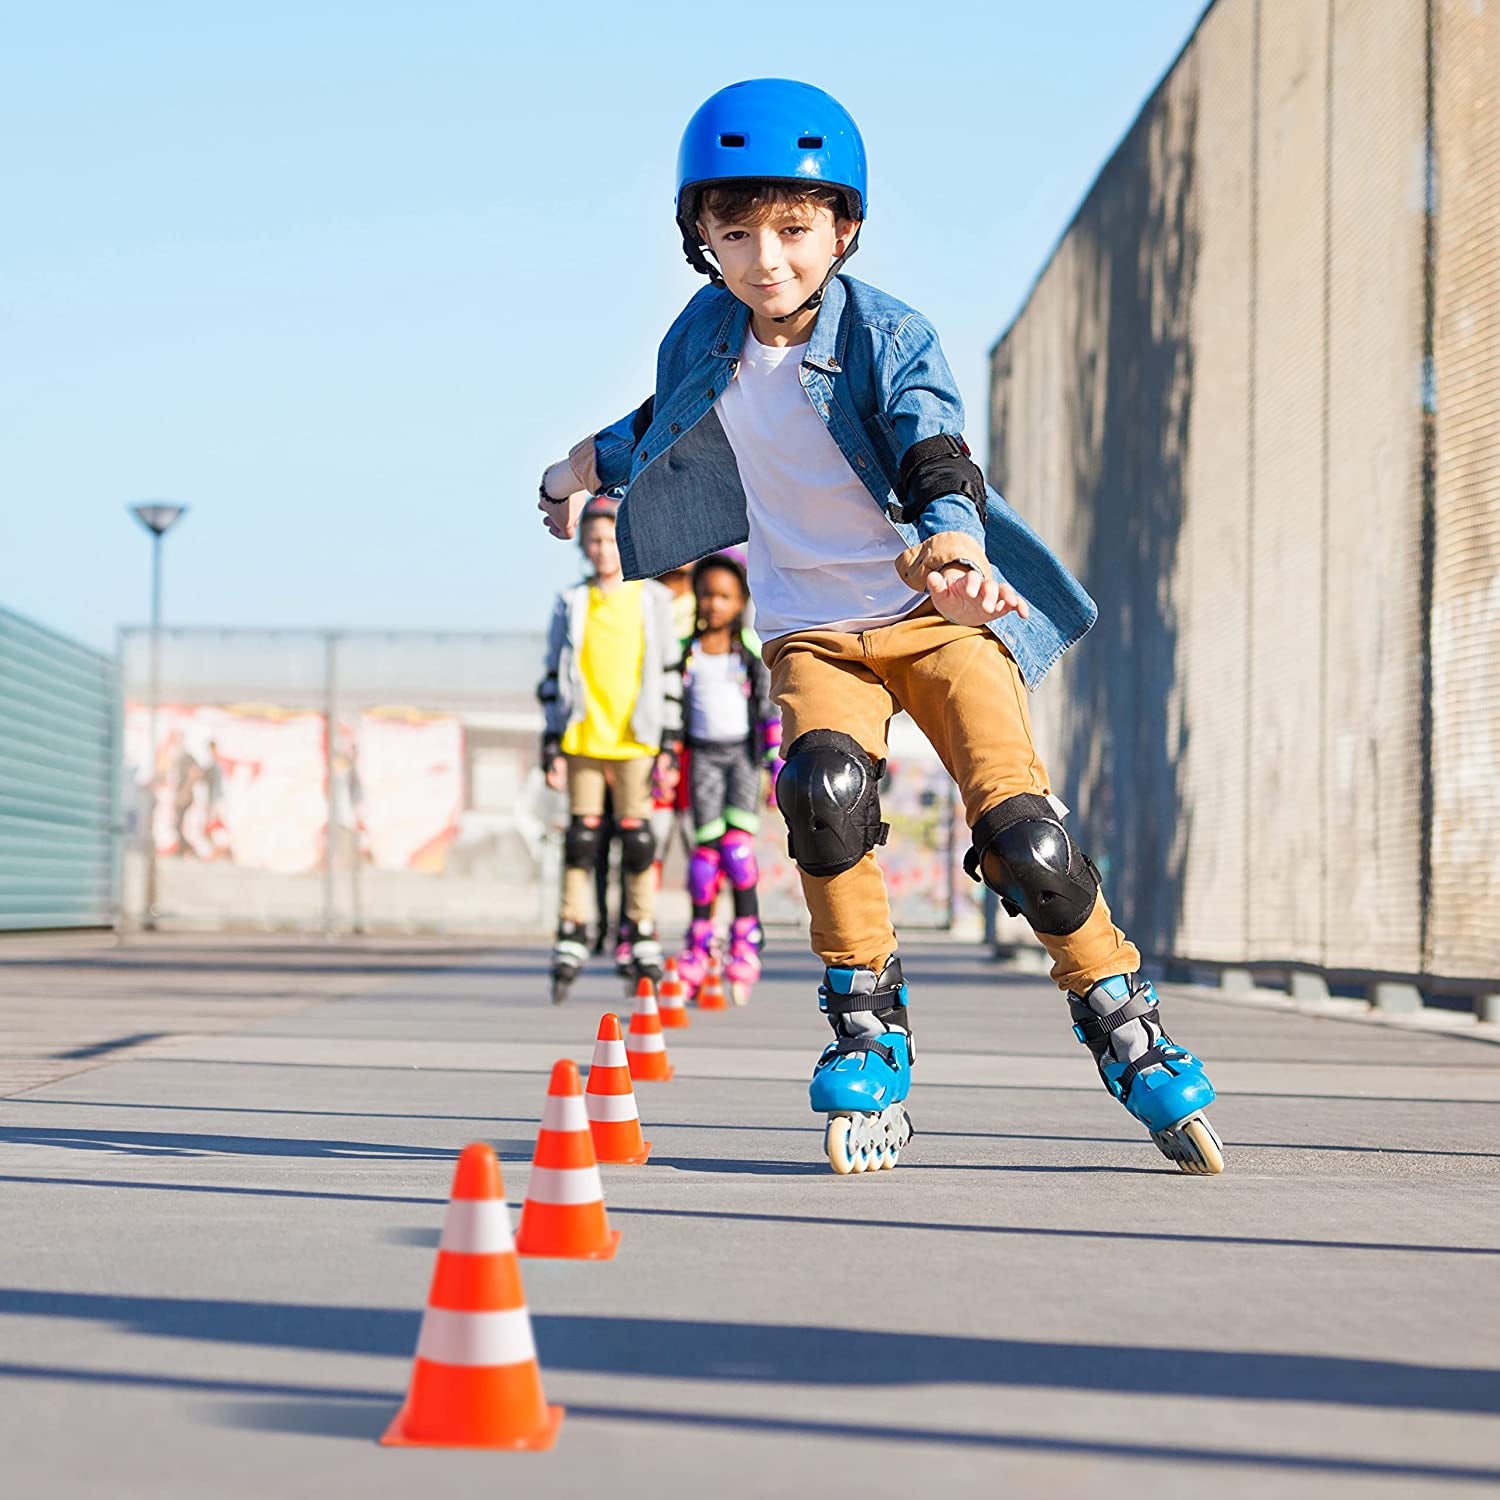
[763,606,1140,993]
[561,755,656,927]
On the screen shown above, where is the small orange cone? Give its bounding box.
[382,1143,563,1451]
[657,958,690,1029]
[515,1060,621,1260]
[697,951,729,1011]
[626,977,675,1081]
[585,1014,651,1164]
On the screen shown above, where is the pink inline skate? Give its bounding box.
[676,917,717,996]
[726,915,763,1006]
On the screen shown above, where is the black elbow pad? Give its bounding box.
[896,434,988,525]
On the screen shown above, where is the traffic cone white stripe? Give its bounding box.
[415,1307,537,1368]
[590,1039,628,1069]
[540,1093,590,1133]
[586,1092,640,1123]
[627,1032,666,1054]
[525,1164,606,1205]
[438,1198,516,1255]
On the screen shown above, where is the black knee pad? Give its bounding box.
[964,793,1100,936]
[619,821,656,875]
[564,817,602,871]
[775,729,889,878]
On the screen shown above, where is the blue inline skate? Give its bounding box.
[810,957,915,1174]
[1069,975,1224,1174]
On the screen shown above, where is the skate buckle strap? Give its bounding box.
[828,1036,898,1070]
[1112,1043,1181,1101]
[1068,988,1158,1046]
[819,986,901,1015]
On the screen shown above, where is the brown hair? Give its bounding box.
[693,180,854,229]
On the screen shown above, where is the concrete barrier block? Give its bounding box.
[1289,971,1331,1001]
[1369,981,1423,1014]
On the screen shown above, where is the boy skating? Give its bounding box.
[536,80,1221,1175]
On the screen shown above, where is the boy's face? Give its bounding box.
[580,518,620,577]
[695,564,745,631]
[698,200,857,328]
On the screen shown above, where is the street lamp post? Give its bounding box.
[130,501,187,931]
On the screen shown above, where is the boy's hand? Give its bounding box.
[538,488,589,541]
[926,563,1030,627]
[537,458,590,539]
[544,755,567,792]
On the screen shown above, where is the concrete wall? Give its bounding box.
[989,0,1498,986]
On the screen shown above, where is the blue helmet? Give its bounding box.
[676,78,868,221]
[675,80,866,297]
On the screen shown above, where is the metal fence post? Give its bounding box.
[324,631,338,938]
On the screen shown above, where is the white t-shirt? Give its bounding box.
[715,328,924,640]
[685,644,751,743]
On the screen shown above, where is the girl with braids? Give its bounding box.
[673,549,780,1003]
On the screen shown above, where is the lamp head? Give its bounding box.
[130,501,187,536]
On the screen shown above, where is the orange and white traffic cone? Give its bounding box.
[585,1013,651,1164]
[515,1060,621,1260]
[626,976,675,1081]
[657,957,690,1029]
[696,951,729,1011]
[382,1142,563,1451]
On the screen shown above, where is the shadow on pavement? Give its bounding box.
[2,1292,1497,1416]
[13,1101,1498,1158]
[606,1204,1500,1258]
[647,1154,1162,1176]
[4,1175,1497,1258]
[0,1127,468,1161]
[0,1173,444,1207]
[4,1362,1498,1483]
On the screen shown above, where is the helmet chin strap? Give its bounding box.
[771,225,862,323]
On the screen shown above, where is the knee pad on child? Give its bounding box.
[719,827,759,889]
[619,821,657,875]
[688,844,722,906]
[564,816,602,871]
[964,792,1100,936]
[775,729,889,877]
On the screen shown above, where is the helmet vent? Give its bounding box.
[719,133,746,148]
[798,136,823,149]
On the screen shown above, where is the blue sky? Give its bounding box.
[1,1,1206,651]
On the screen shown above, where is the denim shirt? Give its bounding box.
[592,274,1097,688]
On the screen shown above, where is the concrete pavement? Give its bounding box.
[1,935,1497,1498]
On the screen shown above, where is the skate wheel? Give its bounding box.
[825,1115,857,1175]
[881,1104,911,1168]
[1177,1116,1225,1175]
[730,981,751,1007]
[1154,1115,1225,1175]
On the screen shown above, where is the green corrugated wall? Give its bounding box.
[0,606,117,930]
